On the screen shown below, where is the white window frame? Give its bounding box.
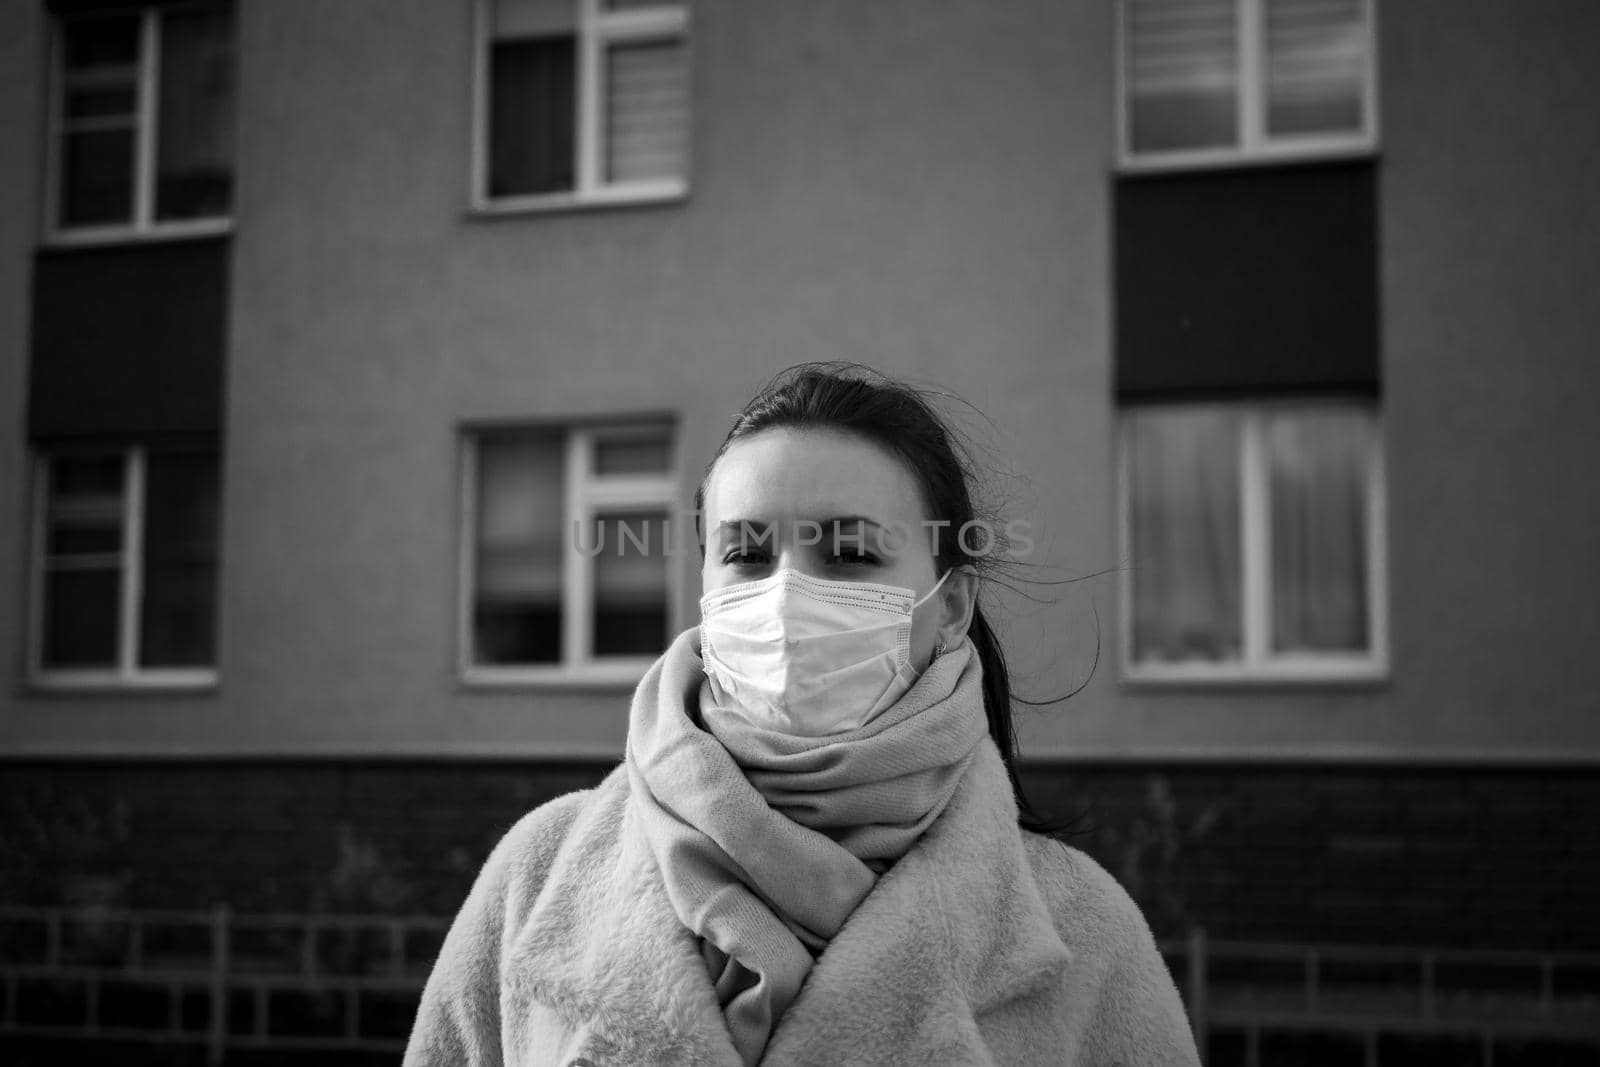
[1116,0,1379,172]
[44,3,235,247]
[27,444,219,691]
[458,421,680,686]
[1116,400,1389,684]
[470,0,691,215]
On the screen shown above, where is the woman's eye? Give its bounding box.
[829,549,879,566]
[722,550,768,566]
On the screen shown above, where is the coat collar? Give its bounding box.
[504,739,1073,1065]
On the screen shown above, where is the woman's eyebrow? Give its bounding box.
[819,516,885,534]
[712,517,886,547]
[714,519,775,548]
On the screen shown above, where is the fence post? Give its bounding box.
[45,909,62,968]
[209,903,230,1066]
[390,919,405,977]
[1539,956,1554,1019]
[1187,926,1209,1062]
[1306,948,1320,1011]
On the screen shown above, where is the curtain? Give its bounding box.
[475,432,565,664]
[490,36,577,197]
[155,5,235,221]
[1128,408,1243,662]
[1267,408,1369,652]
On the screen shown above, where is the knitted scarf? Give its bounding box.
[624,626,988,1066]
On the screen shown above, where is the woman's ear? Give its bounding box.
[938,565,980,647]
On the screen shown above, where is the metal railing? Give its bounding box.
[0,903,449,1062]
[1160,929,1600,1066]
[4,905,1599,1065]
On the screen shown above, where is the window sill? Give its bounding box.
[460,659,656,691]
[1116,140,1378,178]
[1120,660,1389,691]
[23,671,220,698]
[40,218,234,250]
[467,181,688,219]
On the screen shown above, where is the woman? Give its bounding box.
[405,365,1200,1066]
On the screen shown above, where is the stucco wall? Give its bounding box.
[2,0,1597,761]
[0,6,46,736]
[1374,0,1600,757]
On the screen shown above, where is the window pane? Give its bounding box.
[139,450,220,668]
[59,13,140,228]
[605,39,689,184]
[592,511,669,656]
[1267,409,1370,653]
[60,129,135,227]
[47,454,125,557]
[1127,409,1243,663]
[156,7,235,221]
[593,426,672,475]
[1266,0,1366,138]
[66,85,137,120]
[62,13,140,69]
[49,525,122,556]
[1126,0,1238,153]
[474,433,565,664]
[52,454,125,498]
[490,37,577,197]
[43,569,121,669]
[40,451,127,671]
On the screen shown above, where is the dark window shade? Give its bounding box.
[29,236,228,439]
[490,36,577,198]
[1115,161,1379,400]
[47,0,218,14]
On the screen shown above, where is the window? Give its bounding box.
[1118,402,1386,681]
[461,421,677,682]
[47,2,236,240]
[1119,0,1376,168]
[29,442,222,688]
[474,0,690,211]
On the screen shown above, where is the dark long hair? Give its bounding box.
[694,362,1081,838]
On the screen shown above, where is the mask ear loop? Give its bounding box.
[911,567,952,610]
[915,566,960,668]
[915,568,955,664]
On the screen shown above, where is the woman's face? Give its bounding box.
[701,427,975,669]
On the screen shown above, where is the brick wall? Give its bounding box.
[1,760,1595,951]
[1019,763,1600,950]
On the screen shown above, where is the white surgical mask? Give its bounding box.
[699,567,951,737]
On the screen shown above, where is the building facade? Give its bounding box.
[2,0,1598,980]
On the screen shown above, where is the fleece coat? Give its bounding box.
[404,735,1201,1066]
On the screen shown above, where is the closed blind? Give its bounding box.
[1266,0,1366,137]
[605,39,689,183]
[1125,0,1238,153]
